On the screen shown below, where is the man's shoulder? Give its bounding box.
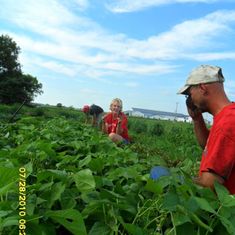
[213,106,235,137]
[222,104,235,122]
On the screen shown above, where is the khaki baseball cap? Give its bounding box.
[177,65,225,95]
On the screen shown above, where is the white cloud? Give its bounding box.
[35,60,78,77]
[102,62,178,74]
[122,10,235,60]
[0,0,78,27]
[1,0,235,81]
[105,0,219,13]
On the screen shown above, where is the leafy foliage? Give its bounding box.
[0,34,21,75]
[0,109,235,234]
[0,34,43,104]
[148,123,164,136]
[129,119,148,134]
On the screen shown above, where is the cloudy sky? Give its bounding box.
[1,0,235,116]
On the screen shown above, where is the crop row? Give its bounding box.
[0,115,235,234]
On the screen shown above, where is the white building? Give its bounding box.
[127,107,191,122]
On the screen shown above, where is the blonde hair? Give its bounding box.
[110,98,123,111]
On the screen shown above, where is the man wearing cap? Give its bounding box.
[178,65,235,194]
[82,104,104,127]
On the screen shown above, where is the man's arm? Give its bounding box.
[192,114,210,149]
[186,97,209,149]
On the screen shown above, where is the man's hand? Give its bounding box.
[186,96,202,120]
[117,116,122,124]
[193,172,224,192]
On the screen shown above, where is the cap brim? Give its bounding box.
[177,85,190,95]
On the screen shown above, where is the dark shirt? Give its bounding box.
[89,104,103,116]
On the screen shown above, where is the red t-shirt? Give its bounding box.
[199,103,235,194]
[103,112,129,140]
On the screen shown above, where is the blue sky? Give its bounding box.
[1,0,235,116]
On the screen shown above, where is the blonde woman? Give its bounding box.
[102,98,129,143]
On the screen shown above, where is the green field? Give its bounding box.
[0,104,235,235]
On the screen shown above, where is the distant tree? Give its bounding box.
[0,34,21,75]
[0,34,43,104]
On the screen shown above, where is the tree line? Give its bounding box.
[0,34,43,104]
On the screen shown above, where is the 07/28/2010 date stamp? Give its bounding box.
[19,167,26,235]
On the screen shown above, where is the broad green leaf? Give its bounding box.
[107,168,123,179]
[47,182,66,208]
[107,166,139,180]
[0,166,18,197]
[214,182,235,207]
[73,169,95,193]
[115,201,137,215]
[0,210,12,217]
[26,221,56,235]
[37,169,67,182]
[38,182,54,191]
[79,156,92,168]
[60,188,77,209]
[222,195,235,207]
[0,200,18,212]
[60,197,76,210]
[26,192,37,216]
[0,182,17,196]
[219,216,235,235]
[214,181,230,203]
[194,196,216,213]
[88,158,104,173]
[183,196,199,213]
[80,191,100,204]
[35,141,56,158]
[88,222,111,235]
[24,161,33,175]
[122,223,146,235]
[219,207,231,219]
[27,203,36,216]
[172,211,191,226]
[100,188,125,200]
[4,132,10,138]
[0,167,18,188]
[46,209,87,235]
[144,179,163,194]
[1,215,18,227]
[36,197,47,205]
[162,192,180,211]
[81,200,104,219]
[197,187,217,201]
